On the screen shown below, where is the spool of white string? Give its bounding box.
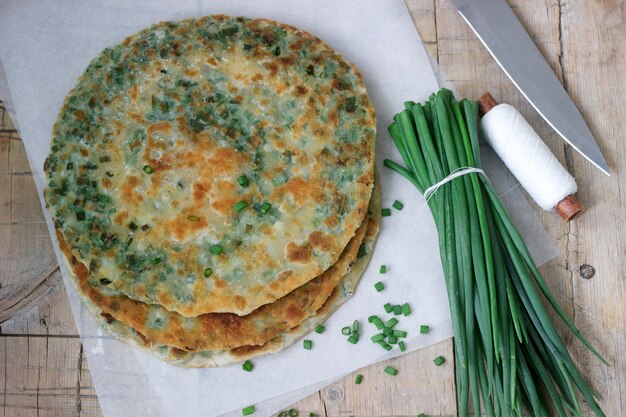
[480,103,577,211]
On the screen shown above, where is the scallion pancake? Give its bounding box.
[44,15,376,317]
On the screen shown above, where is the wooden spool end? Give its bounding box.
[479,91,583,222]
[478,92,499,116]
[555,194,583,221]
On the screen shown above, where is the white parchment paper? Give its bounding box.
[0,1,558,416]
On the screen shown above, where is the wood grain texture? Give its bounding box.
[0,102,60,325]
[0,0,624,415]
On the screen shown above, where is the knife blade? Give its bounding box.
[451,0,610,175]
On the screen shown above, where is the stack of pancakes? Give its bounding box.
[43,16,378,367]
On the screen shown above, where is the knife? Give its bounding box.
[451,0,610,176]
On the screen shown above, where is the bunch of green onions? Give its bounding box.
[385,88,607,417]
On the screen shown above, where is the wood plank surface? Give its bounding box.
[0,1,624,416]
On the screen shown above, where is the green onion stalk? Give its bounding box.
[385,88,607,417]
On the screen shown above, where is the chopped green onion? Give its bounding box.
[393,305,402,315]
[379,265,387,274]
[143,165,154,174]
[368,315,379,323]
[303,339,312,350]
[242,360,254,372]
[378,341,392,351]
[278,412,288,417]
[203,268,213,278]
[374,281,385,292]
[152,257,161,265]
[419,325,430,334]
[386,318,398,328]
[347,335,359,344]
[237,175,250,187]
[352,320,360,333]
[341,326,352,335]
[210,245,223,255]
[381,208,392,217]
[372,318,384,330]
[393,330,407,338]
[233,200,248,213]
[259,202,272,214]
[187,215,200,222]
[392,200,404,210]
[401,303,411,316]
[128,221,138,231]
[355,374,363,384]
[384,366,398,376]
[288,409,298,417]
[433,356,445,366]
[399,341,406,352]
[387,336,398,344]
[242,405,255,416]
[314,324,326,334]
[382,327,393,337]
[309,414,317,417]
[371,333,385,343]
[99,278,112,285]
[417,414,425,417]
[383,303,393,313]
[76,210,86,221]
[356,243,367,259]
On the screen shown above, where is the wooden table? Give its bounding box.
[1,1,624,415]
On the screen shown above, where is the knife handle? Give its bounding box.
[478,93,582,222]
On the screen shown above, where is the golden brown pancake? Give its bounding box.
[44,15,376,316]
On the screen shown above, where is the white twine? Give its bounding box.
[415,168,521,214]
[498,182,522,199]
[423,167,488,201]
[480,103,577,211]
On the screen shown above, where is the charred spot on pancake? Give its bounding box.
[192,182,209,203]
[169,347,187,359]
[263,61,278,77]
[284,302,305,322]
[324,214,340,229]
[286,241,313,263]
[101,312,115,324]
[309,231,332,251]
[294,85,308,96]
[135,331,151,346]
